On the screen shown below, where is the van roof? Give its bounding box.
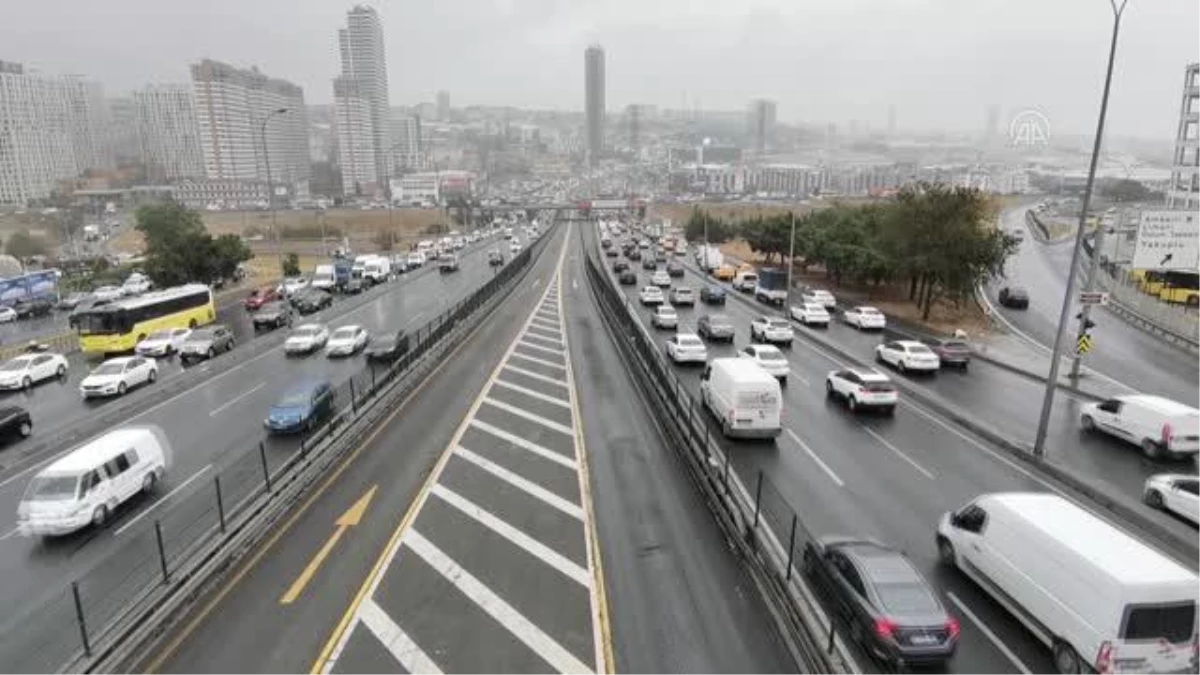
[44,427,157,473]
[985,493,1196,586]
[1116,394,1199,416]
[711,357,780,385]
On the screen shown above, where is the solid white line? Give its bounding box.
[483,397,575,435]
[862,426,935,480]
[502,364,568,387]
[405,531,593,674]
[493,378,571,408]
[784,429,845,487]
[521,331,565,347]
[455,446,583,520]
[469,419,577,469]
[0,525,18,541]
[209,381,265,417]
[509,352,567,371]
[358,597,444,674]
[518,339,565,356]
[432,485,590,586]
[116,464,212,536]
[946,591,1033,675]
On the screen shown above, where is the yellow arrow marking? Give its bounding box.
[281,485,377,605]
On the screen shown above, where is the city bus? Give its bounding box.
[1137,270,1199,306]
[70,284,216,355]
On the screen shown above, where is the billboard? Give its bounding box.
[0,270,59,305]
[1132,210,1199,271]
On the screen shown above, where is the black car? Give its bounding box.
[292,288,333,314]
[696,314,735,342]
[618,270,638,285]
[627,248,642,262]
[365,330,411,362]
[252,301,293,331]
[666,261,684,278]
[13,297,53,319]
[612,260,629,273]
[803,537,958,668]
[0,405,32,441]
[604,247,618,258]
[700,286,727,305]
[998,286,1029,309]
[342,276,366,294]
[642,258,657,271]
[488,250,505,267]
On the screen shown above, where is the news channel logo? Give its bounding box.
[1009,109,1051,149]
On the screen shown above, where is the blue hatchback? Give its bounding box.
[265,380,334,433]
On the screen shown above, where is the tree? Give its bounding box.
[135,201,219,286]
[282,253,301,277]
[683,207,732,244]
[374,228,394,252]
[5,230,44,259]
[211,234,253,280]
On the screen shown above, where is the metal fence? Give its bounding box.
[0,228,551,674]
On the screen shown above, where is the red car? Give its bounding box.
[244,287,282,311]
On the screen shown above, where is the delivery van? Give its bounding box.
[700,358,782,439]
[17,427,167,537]
[937,492,1198,674]
[1080,394,1200,459]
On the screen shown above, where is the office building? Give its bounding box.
[585,44,605,167]
[1167,62,1199,210]
[106,97,141,164]
[747,99,777,155]
[436,90,450,121]
[336,5,391,193]
[389,112,423,171]
[133,85,205,181]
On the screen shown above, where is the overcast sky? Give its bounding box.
[4,0,1196,138]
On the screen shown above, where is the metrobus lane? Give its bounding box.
[313,256,609,673]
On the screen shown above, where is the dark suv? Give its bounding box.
[13,297,53,319]
[252,301,293,331]
[178,325,236,363]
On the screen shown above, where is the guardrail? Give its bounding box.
[0,224,558,674]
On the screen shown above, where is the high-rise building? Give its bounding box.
[1167,62,1199,210]
[190,59,309,189]
[334,77,377,196]
[105,97,141,164]
[436,90,450,121]
[584,45,605,167]
[389,111,423,171]
[133,85,205,181]
[336,5,390,194]
[66,80,112,172]
[747,99,777,155]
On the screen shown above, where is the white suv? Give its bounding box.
[825,368,897,415]
[750,315,794,345]
[875,340,941,373]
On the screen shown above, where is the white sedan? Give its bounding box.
[750,315,794,345]
[136,328,193,357]
[651,305,679,329]
[284,324,330,355]
[801,289,837,309]
[651,270,672,288]
[665,333,708,364]
[0,307,15,323]
[278,277,309,295]
[875,340,941,373]
[79,356,158,398]
[1143,474,1199,525]
[843,306,887,330]
[790,302,830,327]
[0,352,69,390]
[739,344,790,384]
[91,286,125,302]
[326,325,370,357]
[639,286,665,305]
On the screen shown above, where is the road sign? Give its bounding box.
[1079,291,1109,305]
[1132,210,1198,271]
[1076,334,1093,355]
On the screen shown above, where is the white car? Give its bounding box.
[739,344,790,383]
[0,307,15,323]
[843,306,887,330]
[122,274,152,296]
[790,302,830,327]
[0,352,69,390]
[669,287,695,306]
[749,315,794,345]
[639,286,665,305]
[135,328,193,357]
[651,305,679,329]
[665,333,707,364]
[79,356,158,398]
[801,289,837,309]
[91,286,124,302]
[875,340,941,373]
[278,277,309,295]
[510,242,522,254]
[651,270,671,288]
[326,325,370,357]
[1143,474,1199,525]
[284,324,330,355]
[825,368,897,415]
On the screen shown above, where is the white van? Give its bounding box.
[17,427,167,536]
[700,358,782,439]
[407,251,426,268]
[937,492,1198,674]
[732,271,758,292]
[1081,394,1200,459]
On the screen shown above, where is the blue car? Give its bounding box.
[264,380,334,434]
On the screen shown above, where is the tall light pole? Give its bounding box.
[786,210,796,309]
[260,107,290,272]
[1034,0,1129,457]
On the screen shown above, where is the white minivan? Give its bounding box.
[1081,394,1200,459]
[937,492,1198,675]
[700,358,782,439]
[17,427,167,536]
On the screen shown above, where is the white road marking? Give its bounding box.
[115,464,212,536]
[358,597,444,674]
[405,530,592,674]
[530,317,561,332]
[509,352,567,371]
[432,484,590,586]
[518,340,565,358]
[493,378,572,409]
[502,364,569,387]
[469,418,576,469]
[483,397,575,435]
[209,381,265,417]
[522,331,565,347]
[784,428,845,487]
[0,525,19,541]
[862,426,935,479]
[946,591,1033,675]
[455,446,583,520]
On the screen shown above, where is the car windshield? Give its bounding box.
[806,304,825,312]
[277,389,314,407]
[908,344,934,354]
[292,327,320,338]
[25,474,80,501]
[767,318,789,328]
[942,340,968,349]
[874,581,940,615]
[758,349,786,361]
[189,329,217,341]
[0,358,32,371]
[679,336,703,347]
[147,329,173,340]
[710,317,732,328]
[375,334,397,347]
[261,302,285,312]
[332,328,357,340]
[860,308,880,315]
[91,362,126,376]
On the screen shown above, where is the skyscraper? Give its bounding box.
[584,45,605,167]
[390,111,423,171]
[133,84,205,181]
[334,77,377,195]
[747,99,777,155]
[336,5,390,194]
[436,90,450,121]
[1167,62,1199,210]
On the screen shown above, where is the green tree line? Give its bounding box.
[685,184,1019,320]
[134,201,253,288]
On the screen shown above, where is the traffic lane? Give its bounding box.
[605,271,1055,674]
[0,313,70,344]
[564,231,795,672]
[149,227,567,673]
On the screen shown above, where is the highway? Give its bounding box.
[0,232,519,661]
[142,221,794,674]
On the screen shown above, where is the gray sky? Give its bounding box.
[4,0,1196,138]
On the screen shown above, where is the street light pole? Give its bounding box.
[786,211,796,309]
[1033,0,1128,457]
[260,107,290,273]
